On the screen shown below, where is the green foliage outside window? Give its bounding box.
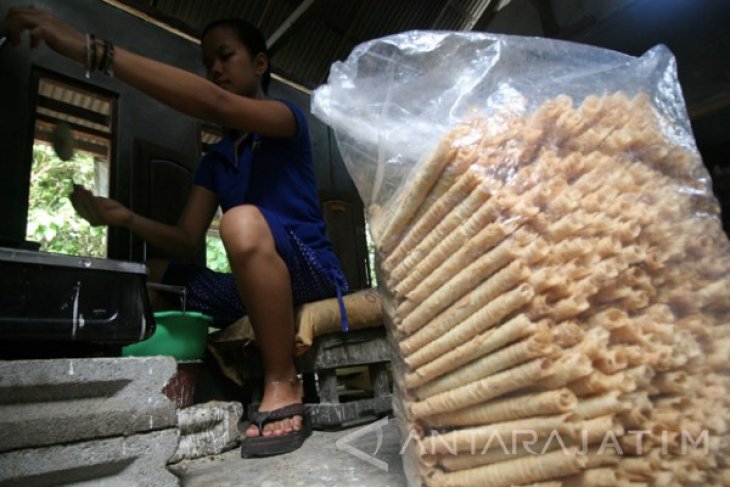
[26,144,106,257]
[206,234,231,273]
[27,143,236,273]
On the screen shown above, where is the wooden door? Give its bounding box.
[131,138,204,265]
[320,190,370,291]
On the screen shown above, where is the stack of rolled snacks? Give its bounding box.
[372,92,730,487]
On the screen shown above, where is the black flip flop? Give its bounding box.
[240,403,313,458]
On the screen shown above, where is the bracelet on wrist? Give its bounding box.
[84,34,116,78]
[99,40,115,77]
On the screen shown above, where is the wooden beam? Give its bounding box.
[37,97,111,129]
[433,0,497,30]
[35,114,112,140]
[689,93,730,121]
[267,0,318,53]
[465,0,499,31]
[101,0,200,43]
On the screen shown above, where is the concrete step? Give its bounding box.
[0,356,178,453]
[0,429,180,487]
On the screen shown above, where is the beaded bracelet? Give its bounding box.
[99,40,115,77]
[84,34,115,78]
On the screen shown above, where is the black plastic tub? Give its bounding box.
[0,247,155,343]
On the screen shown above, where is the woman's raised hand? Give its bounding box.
[1,6,86,63]
[69,185,135,228]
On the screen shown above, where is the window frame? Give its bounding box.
[27,67,119,256]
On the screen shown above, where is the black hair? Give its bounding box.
[202,19,271,95]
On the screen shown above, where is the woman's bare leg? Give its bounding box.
[220,205,302,437]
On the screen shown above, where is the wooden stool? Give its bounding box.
[247,327,392,430]
[298,327,392,429]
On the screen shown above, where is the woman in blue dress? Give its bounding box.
[2,6,347,457]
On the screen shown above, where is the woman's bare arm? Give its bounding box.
[0,6,296,137]
[71,185,219,259]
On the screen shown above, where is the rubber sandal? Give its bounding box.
[240,403,312,458]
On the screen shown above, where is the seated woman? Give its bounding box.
[1,7,347,457]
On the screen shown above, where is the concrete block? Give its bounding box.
[0,357,177,453]
[169,401,243,463]
[0,428,180,486]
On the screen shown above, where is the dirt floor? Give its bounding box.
[171,418,408,486]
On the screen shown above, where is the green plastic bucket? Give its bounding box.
[122,311,212,360]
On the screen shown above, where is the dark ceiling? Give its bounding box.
[109,0,512,89]
[109,0,728,121]
[109,0,728,144]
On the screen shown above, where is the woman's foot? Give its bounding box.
[246,376,303,437]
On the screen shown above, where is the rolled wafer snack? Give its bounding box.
[378,134,459,253]
[561,92,633,154]
[530,94,574,129]
[388,180,493,286]
[405,283,535,368]
[569,371,635,397]
[423,413,578,455]
[391,156,547,293]
[548,295,593,322]
[428,447,587,487]
[585,449,620,469]
[579,414,624,446]
[619,432,654,455]
[593,347,630,374]
[392,198,518,304]
[409,146,480,225]
[574,327,610,358]
[378,97,730,483]
[384,169,481,273]
[574,391,627,419]
[399,274,532,357]
[410,357,552,418]
[707,340,730,371]
[564,468,619,487]
[651,371,689,394]
[617,456,660,480]
[399,219,520,304]
[427,388,577,428]
[623,365,656,390]
[413,330,553,398]
[405,314,542,388]
[528,263,577,294]
[651,408,681,430]
[550,321,585,348]
[537,352,593,390]
[438,436,561,471]
[620,405,651,431]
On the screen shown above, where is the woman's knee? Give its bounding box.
[219,205,274,259]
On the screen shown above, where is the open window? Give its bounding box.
[26,71,117,257]
[200,124,230,272]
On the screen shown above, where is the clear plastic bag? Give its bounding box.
[313,31,706,210]
[313,31,730,487]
